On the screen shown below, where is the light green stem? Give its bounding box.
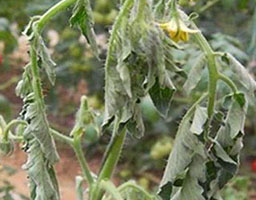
[73,136,94,187]
[199,0,220,13]
[118,181,155,199]
[193,31,218,118]
[3,120,27,141]
[37,0,77,33]
[50,128,74,145]
[91,127,127,200]
[218,73,238,94]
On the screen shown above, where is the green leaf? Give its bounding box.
[158,96,207,200]
[190,106,207,135]
[15,64,32,98]
[183,54,206,94]
[23,97,59,164]
[226,53,256,101]
[23,138,60,200]
[70,0,98,57]
[149,76,176,117]
[37,36,56,85]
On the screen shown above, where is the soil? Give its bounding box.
[0,145,103,200]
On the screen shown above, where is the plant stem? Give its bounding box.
[37,0,77,33]
[73,136,94,187]
[98,128,126,181]
[218,73,238,94]
[193,31,218,118]
[199,0,220,14]
[91,127,127,200]
[50,128,74,145]
[3,120,27,141]
[118,181,155,199]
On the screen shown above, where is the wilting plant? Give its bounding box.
[0,0,255,199]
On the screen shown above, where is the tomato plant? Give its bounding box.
[1,0,256,200]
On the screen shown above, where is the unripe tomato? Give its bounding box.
[95,0,111,13]
[93,11,105,24]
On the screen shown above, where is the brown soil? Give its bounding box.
[0,146,103,200]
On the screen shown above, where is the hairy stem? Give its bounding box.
[50,128,74,145]
[199,0,220,14]
[218,73,238,94]
[37,0,76,33]
[91,127,127,200]
[193,32,219,118]
[3,120,27,141]
[73,136,94,187]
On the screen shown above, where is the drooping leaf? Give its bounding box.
[211,33,249,62]
[190,106,207,135]
[183,54,206,94]
[70,0,98,57]
[37,36,56,85]
[16,63,32,98]
[149,76,175,117]
[158,97,207,200]
[22,137,60,200]
[225,53,256,102]
[23,98,59,164]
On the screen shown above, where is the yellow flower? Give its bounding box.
[159,18,199,42]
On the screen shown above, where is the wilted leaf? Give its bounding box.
[190,106,207,135]
[183,54,205,94]
[70,0,98,57]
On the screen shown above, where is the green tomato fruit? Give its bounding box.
[138,177,150,190]
[150,137,173,160]
[95,0,111,13]
[105,10,118,25]
[93,11,105,24]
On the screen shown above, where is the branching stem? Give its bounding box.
[218,73,238,94]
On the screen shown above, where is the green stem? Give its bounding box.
[218,73,238,94]
[193,31,218,118]
[3,120,27,141]
[98,128,127,181]
[36,0,77,33]
[73,136,94,187]
[91,127,127,200]
[118,181,154,199]
[199,0,220,14]
[50,128,74,145]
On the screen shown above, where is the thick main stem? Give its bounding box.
[91,128,127,200]
[193,32,218,118]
